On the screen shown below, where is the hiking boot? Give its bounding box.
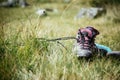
[74,27,99,58]
[107,51,120,59]
[73,43,92,58]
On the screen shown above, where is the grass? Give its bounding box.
[0,1,120,80]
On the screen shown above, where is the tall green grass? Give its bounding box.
[0,1,120,80]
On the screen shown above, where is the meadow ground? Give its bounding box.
[0,1,120,80]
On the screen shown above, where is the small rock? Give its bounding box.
[36,9,47,16]
[74,7,105,20]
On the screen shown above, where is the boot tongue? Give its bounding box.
[81,28,92,38]
[77,28,94,49]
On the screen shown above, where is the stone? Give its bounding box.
[36,9,47,16]
[74,7,105,20]
[0,0,29,8]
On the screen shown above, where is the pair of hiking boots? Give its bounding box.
[73,27,120,59]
